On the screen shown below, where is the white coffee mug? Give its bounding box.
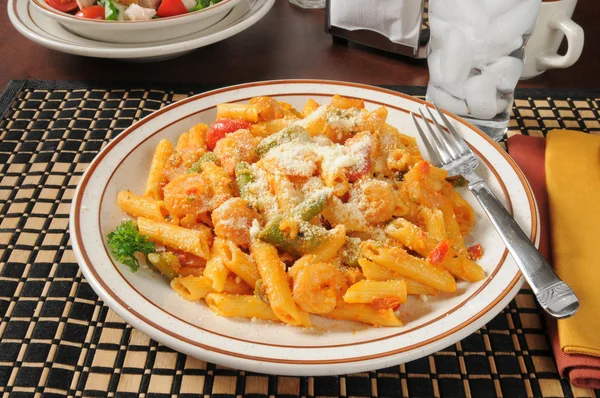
[521,0,584,79]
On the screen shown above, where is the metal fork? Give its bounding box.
[412,104,579,319]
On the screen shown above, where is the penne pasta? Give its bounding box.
[204,238,232,292]
[385,218,486,282]
[361,241,457,293]
[205,294,281,322]
[137,217,212,260]
[250,239,310,326]
[171,276,213,301]
[358,259,438,296]
[145,139,173,200]
[325,303,403,327]
[172,276,253,301]
[305,225,346,262]
[117,190,168,222]
[343,280,408,306]
[418,206,446,242]
[302,98,321,117]
[216,103,259,123]
[219,239,261,288]
[187,123,208,149]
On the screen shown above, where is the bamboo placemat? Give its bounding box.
[0,80,599,398]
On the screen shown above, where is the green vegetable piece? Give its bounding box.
[210,0,222,4]
[291,190,330,222]
[235,162,254,200]
[447,175,468,188]
[257,190,331,255]
[258,219,328,256]
[147,252,179,280]
[340,237,361,267]
[254,279,268,304]
[189,152,220,173]
[98,0,119,21]
[191,0,210,10]
[256,125,310,157]
[107,220,156,272]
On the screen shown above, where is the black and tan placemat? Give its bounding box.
[0,80,599,398]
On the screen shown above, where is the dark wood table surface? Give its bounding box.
[1,0,599,91]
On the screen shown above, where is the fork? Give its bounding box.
[411,104,579,319]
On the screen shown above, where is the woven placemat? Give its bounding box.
[0,80,599,398]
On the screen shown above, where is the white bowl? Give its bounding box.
[30,0,242,44]
[70,80,536,375]
[9,0,273,61]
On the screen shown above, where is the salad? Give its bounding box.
[43,0,223,21]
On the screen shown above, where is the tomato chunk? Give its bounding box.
[467,244,484,261]
[157,0,188,17]
[206,118,252,151]
[427,240,450,266]
[45,0,78,12]
[345,133,372,182]
[75,5,105,19]
[167,248,206,268]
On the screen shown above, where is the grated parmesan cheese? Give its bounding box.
[250,219,261,239]
[260,132,369,182]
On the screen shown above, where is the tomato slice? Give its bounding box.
[427,240,450,266]
[467,243,484,261]
[156,0,188,17]
[206,118,252,150]
[45,0,78,12]
[345,134,372,182]
[75,5,105,19]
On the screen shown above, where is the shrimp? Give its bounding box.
[291,261,346,314]
[163,166,233,218]
[350,179,396,224]
[212,198,260,248]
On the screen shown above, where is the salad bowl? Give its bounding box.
[30,0,242,43]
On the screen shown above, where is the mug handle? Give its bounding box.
[538,17,584,70]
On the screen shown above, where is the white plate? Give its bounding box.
[70,80,536,376]
[8,0,273,61]
[30,0,242,44]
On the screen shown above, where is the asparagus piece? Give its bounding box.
[256,125,310,157]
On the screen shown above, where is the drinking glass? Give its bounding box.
[426,0,542,141]
[289,0,326,9]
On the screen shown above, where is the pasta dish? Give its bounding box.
[107,95,486,327]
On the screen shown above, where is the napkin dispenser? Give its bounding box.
[325,0,429,58]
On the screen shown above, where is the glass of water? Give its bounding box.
[426,0,542,141]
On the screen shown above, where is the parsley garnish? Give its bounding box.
[107,220,156,272]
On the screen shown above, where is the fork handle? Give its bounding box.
[466,173,579,319]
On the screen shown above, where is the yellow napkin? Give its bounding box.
[546,129,600,356]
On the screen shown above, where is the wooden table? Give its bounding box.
[1,0,599,91]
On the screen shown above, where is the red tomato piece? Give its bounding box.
[427,240,450,266]
[206,118,252,150]
[167,248,206,268]
[45,0,78,12]
[346,155,371,182]
[75,5,105,19]
[467,243,484,261]
[345,135,372,182]
[157,0,188,18]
